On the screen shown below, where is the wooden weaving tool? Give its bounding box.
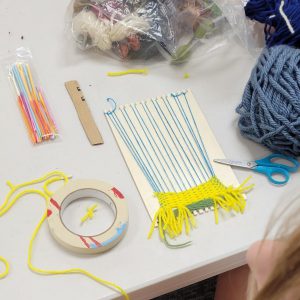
[65,80,103,145]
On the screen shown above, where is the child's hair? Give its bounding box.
[248,195,300,300]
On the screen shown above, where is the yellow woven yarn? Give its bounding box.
[148,176,253,240]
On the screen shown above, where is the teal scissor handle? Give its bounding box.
[254,165,290,185]
[255,154,300,173]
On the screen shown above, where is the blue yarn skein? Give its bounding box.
[236,45,300,156]
[245,0,300,48]
[245,0,276,23]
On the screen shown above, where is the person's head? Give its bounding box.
[246,196,300,300]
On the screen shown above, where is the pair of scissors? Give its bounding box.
[214,154,300,185]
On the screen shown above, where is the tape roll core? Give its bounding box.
[47,180,128,254]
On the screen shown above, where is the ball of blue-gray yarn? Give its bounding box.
[236,45,300,156]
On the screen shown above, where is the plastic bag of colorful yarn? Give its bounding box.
[69,0,232,63]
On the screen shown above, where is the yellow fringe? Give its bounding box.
[148,177,253,241]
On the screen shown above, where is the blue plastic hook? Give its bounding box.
[104,97,117,115]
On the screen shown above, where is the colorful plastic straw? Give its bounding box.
[9,63,58,144]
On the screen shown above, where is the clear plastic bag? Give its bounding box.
[4,47,59,144]
[214,0,264,54]
[69,0,233,63]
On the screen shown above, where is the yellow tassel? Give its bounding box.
[148,176,253,240]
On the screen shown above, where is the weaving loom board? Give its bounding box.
[106,90,240,221]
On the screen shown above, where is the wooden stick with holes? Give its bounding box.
[65,80,103,145]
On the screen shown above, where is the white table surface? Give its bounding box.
[1,1,299,299]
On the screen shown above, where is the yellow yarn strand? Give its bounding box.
[0,256,9,279]
[81,204,98,223]
[148,176,254,241]
[107,69,148,77]
[0,171,129,300]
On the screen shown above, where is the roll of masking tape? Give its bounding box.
[47,180,128,254]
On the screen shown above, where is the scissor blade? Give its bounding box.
[214,159,255,169]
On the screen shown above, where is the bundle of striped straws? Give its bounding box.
[9,63,58,144]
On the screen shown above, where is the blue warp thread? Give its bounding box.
[236,45,300,156]
[245,0,300,48]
